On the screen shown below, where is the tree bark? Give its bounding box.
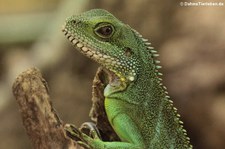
[12,68,80,149]
[12,67,120,148]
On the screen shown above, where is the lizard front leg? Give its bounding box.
[65,98,145,149]
[65,113,145,149]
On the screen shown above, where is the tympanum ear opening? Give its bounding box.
[124,47,133,57]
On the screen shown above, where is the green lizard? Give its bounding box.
[62,9,192,149]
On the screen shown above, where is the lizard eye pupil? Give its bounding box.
[96,25,113,37]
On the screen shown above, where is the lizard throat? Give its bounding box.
[62,27,132,82]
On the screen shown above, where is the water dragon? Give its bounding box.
[62,9,192,149]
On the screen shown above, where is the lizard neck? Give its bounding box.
[129,62,190,147]
[126,58,165,104]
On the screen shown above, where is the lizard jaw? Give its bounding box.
[62,28,100,59]
[62,27,127,82]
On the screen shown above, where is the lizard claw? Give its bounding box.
[64,123,100,149]
[64,124,82,141]
[80,122,102,140]
[64,124,91,149]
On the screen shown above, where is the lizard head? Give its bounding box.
[62,9,148,83]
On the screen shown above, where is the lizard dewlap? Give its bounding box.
[62,9,192,149]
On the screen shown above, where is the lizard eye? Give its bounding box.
[95,24,114,38]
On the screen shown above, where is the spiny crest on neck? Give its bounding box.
[132,28,163,83]
[132,29,192,147]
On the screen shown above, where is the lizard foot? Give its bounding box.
[65,122,103,149]
[64,124,91,149]
[80,122,102,140]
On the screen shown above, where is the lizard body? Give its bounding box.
[62,9,192,149]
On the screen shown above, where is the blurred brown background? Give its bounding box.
[0,0,225,148]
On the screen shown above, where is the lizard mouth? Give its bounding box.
[62,26,119,83]
[62,28,99,58]
[62,27,120,66]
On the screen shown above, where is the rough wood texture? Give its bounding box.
[12,67,120,148]
[90,67,120,142]
[12,68,79,149]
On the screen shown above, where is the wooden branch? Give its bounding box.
[12,68,80,149]
[90,67,120,141]
[12,67,119,148]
